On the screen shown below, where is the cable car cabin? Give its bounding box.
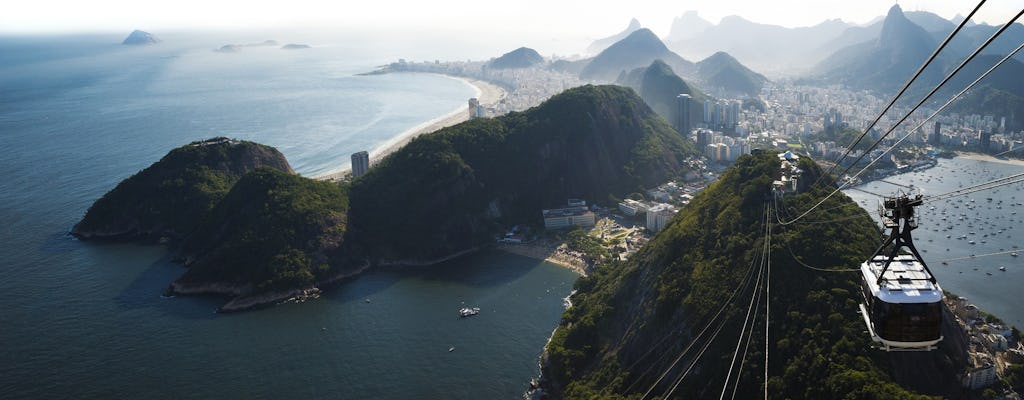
[859,254,943,351]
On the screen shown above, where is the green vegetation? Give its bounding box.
[72,138,292,241]
[347,85,698,262]
[176,167,349,292]
[75,138,353,305]
[541,153,955,398]
[563,227,609,263]
[812,126,866,150]
[618,59,709,132]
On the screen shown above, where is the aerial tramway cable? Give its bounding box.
[925,172,1024,203]
[639,206,769,400]
[764,210,771,400]
[813,0,989,187]
[936,249,1022,264]
[719,207,771,400]
[665,210,769,400]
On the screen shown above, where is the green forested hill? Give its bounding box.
[71,138,293,241]
[174,167,350,294]
[617,60,709,132]
[346,85,699,263]
[541,153,960,399]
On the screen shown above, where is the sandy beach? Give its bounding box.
[316,75,505,181]
[956,151,1024,167]
[495,243,589,276]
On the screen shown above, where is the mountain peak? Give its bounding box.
[706,51,737,63]
[887,3,904,18]
[122,30,160,45]
[696,51,767,97]
[624,28,662,46]
[879,2,931,47]
[586,18,644,55]
[489,47,544,69]
[581,28,694,82]
[666,11,713,42]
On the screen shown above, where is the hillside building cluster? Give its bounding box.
[947,296,1024,393]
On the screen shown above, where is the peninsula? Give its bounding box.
[74,85,696,311]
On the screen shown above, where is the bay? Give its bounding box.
[0,35,578,399]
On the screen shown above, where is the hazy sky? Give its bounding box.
[3,0,1020,36]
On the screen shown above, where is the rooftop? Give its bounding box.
[861,254,942,304]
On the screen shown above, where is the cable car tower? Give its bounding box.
[859,192,943,351]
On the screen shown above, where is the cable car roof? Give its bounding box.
[861,255,942,304]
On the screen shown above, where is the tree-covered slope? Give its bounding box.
[173,167,350,299]
[346,85,699,264]
[540,153,960,399]
[71,138,293,241]
[617,60,709,133]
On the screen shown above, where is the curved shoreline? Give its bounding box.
[956,151,1024,167]
[315,74,505,181]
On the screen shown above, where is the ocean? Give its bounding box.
[844,157,1024,328]
[0,33,579,399]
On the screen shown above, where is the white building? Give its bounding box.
[646,204,678,233]
[618,199,648,216]
[543,200,595,229]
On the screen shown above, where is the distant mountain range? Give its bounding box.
[580,28,695,82]
[808,5,1024,128]
[660,8,1023,78]
[664,13,850,76]
[575,27,766,98]
[813,5,942,93]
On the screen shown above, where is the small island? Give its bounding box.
[281,43,311,50]
[214,44,241,53]
[72,137,359,312]
[122,30,160,45]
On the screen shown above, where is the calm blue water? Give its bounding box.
[0,35,579,399]
[845,157,1024,328]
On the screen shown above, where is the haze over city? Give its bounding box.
[4,0,1019,36]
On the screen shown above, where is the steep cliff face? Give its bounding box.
[541,153,963,399]
[346,85,698,264]
[71,138,293,241]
